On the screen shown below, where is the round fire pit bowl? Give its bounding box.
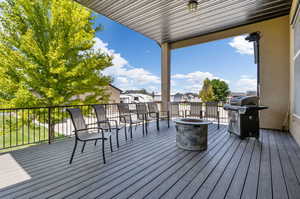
[175,118,211,151]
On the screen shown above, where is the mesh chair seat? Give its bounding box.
[148,112,169,119]
[97,121,125,131]
[78,131,112,141]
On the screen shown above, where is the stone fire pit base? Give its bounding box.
[175,118,211,151]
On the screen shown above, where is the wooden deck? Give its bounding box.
[0,122,300,199]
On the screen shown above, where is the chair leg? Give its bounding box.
[69,139,78,164]
[217,112,220,129]
[94,140,97,146]
[167,116,170,128]
[102,139,106,164]
[145,121,148,135]
[124,126,128,140]
[142,122,145,136]
[109,136,113,152]
[130,124,133,139]
[81,141,86,153]
[116,129,120,148]
[156,118,159,131]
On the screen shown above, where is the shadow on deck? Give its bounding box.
[0,122,300,199]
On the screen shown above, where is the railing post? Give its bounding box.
[48,107,53,144]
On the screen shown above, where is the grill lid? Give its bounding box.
[230,96,259,106]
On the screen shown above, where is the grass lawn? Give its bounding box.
[0,115,65,151]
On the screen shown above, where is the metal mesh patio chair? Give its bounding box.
[92,104,125,148]
[185,102,203,119]
[147,102,170,131]
[67,108,112,164]
[136,103,150,135]
[204,102,220,129]
[117,103,144,138]
[169,102,185,118]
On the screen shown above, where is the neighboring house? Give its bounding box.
[173,93,184,102]
[106,84,122,103]
[246,90,257,96]
[120,93,153,103]
[71,84,122,104]
[154,93,200,102]
[230,92,246,97]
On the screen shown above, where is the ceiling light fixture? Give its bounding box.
[188,0,198,12]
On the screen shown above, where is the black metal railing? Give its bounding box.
[0,102,228,151]
[174,102,229,124]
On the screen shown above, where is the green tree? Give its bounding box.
[199,78,215,102]
[210,79,230,102]
[0,0,113,141]
[0,0,112,109]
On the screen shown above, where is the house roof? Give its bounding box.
[75,0,291,44]
[109,84,122,92]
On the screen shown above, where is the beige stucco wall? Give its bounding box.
[290,0,300,145]
[171,16,290,130]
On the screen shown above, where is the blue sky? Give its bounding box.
[93,14,257,94]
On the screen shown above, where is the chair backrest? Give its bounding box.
[66,108,87,133]
[136,103,148,120]
[117,103,130,115]
[147,102,159,113]
[204,102,219,118]
[189,102,203,116]
[117,103,131,123]
[92,104,110,130]
[169,102,180,117]
[92,104,107,121]
[136,103,148,114]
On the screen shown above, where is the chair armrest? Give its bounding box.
[107,119,119,127]
[74,127,104,132]
[160,111,169,114]
[96,120,112,131]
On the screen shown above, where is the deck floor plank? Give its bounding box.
[269,132,289,199]
[240,138,261,199]
[274,131,300,199]
[224,138,256,199]
[257,130,273,199]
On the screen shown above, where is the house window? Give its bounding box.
[294,6,300,116]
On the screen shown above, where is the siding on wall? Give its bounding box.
[290,0,300,145]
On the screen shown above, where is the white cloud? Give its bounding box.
[171,71,229,93]
[229,35,253,55]
[235,76,257,92]
[93,37,160,91]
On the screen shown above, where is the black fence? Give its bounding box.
[0,102,228,151]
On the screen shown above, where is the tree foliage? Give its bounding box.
[199,78,230,102]
[199,78,215,102]
[210,79,230,102]
[0,0,112,109]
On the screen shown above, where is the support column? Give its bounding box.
[161,42,171,112]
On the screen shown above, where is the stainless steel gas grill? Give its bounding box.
[223,96,268,139]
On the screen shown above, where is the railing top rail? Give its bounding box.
[0,102,143,111]
[0,101,227,111]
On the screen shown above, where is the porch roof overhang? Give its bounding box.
[75,0,292,45]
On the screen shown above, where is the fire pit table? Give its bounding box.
[175,118,211,151]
